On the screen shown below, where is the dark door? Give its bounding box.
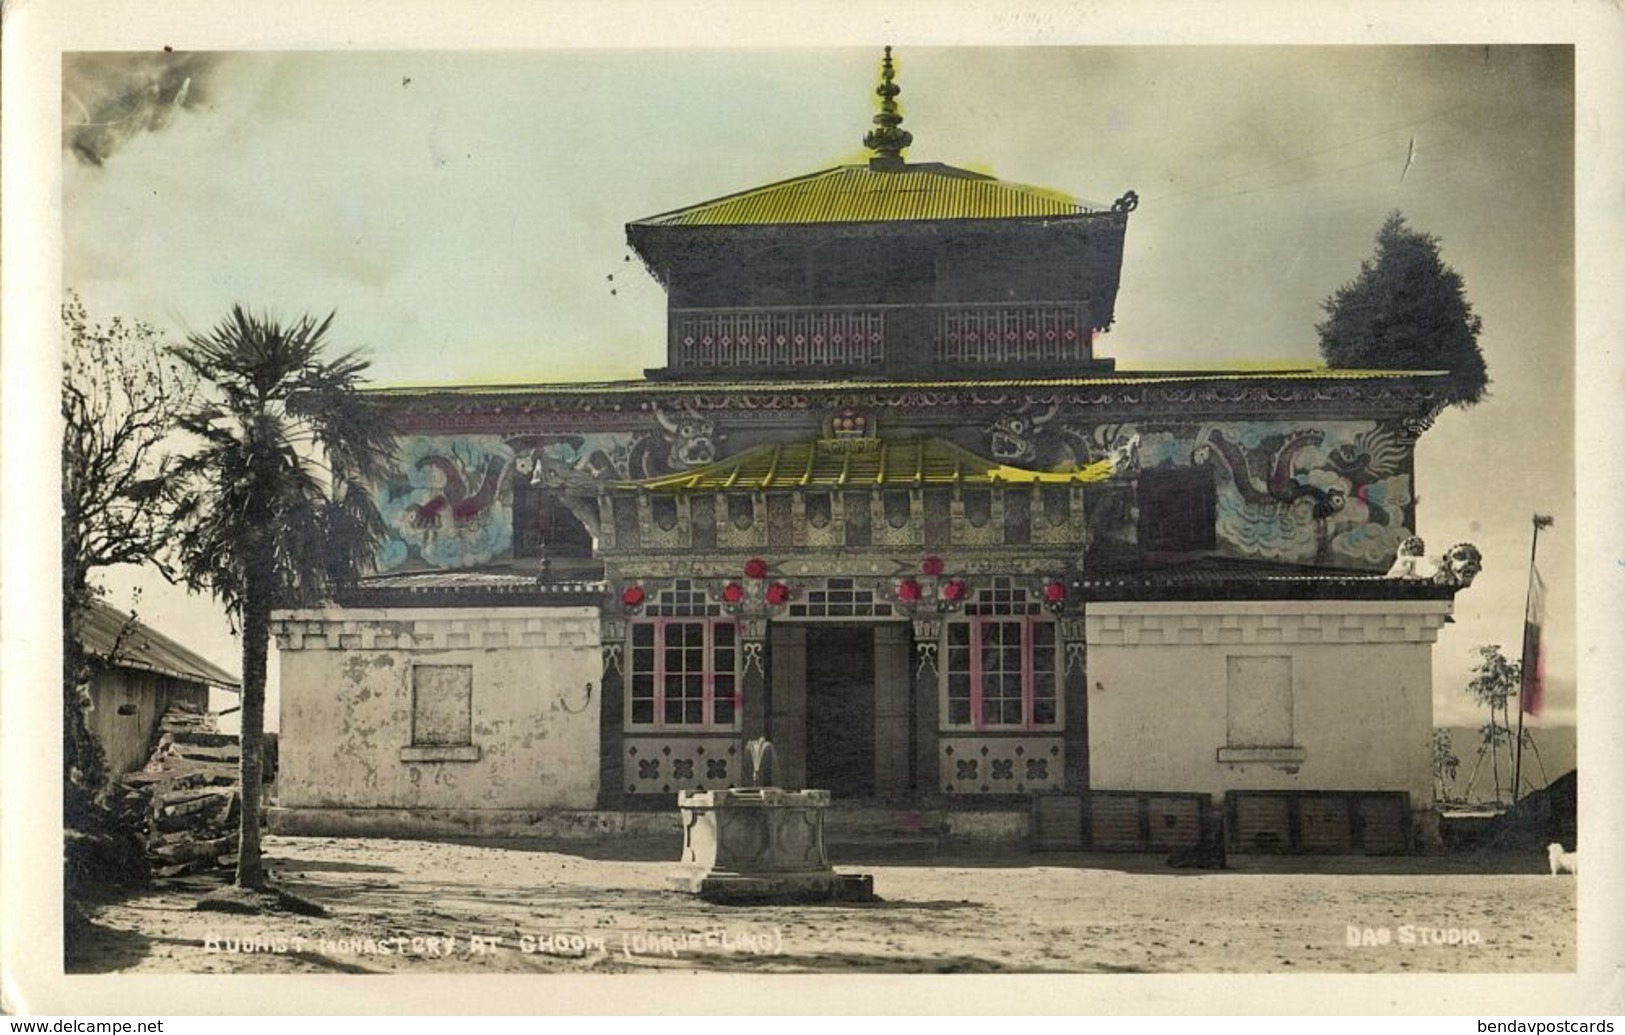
[804,626,875,796]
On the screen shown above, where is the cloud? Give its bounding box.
[62,51,224,166]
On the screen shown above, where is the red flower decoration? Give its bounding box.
[621,585,646,608]
[743,557,769,580]
[765,582,790,606]
[722,582,745,604]
[897,578,923,603]
[941,578,968,602]
[920,555,945,577]
[1044,580,1067,603]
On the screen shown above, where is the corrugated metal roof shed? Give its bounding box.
[77,599,240,690]
[630,163,1105,227]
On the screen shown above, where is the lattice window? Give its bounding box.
[643,579,724,617]
[628,619,739,729]
[784,577,895,619]
[943,615,1059,730]
[961,577,1043,616]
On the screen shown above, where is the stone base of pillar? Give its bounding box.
[667,869,841,903]
[672,788,873,903]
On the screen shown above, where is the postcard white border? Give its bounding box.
[4,0,1622,1017]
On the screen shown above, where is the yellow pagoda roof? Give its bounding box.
[629,437,1115,493]
[629,163,1104,228]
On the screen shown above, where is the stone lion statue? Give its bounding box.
[1433,542,1483,588]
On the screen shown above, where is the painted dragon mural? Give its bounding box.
[985,413,1418,569]
[372,404,728,572]
[1160,420,1414,567]
[374,407,1416,574]
[375,436,518,570]
[987,402,1140,476]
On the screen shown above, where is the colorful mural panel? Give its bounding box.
[374,413,730,572]
[375,435,517,571]
[1142,419,1415,568]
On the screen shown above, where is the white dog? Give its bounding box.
[1546,842,1579,876]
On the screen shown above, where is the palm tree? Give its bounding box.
[169,307,394,891]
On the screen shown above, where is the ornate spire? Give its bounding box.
[863,46,913,169]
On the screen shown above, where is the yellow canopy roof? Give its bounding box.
[629,438,1114,492]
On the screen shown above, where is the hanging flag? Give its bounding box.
[1519,564,1547,717]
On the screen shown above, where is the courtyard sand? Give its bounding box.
[69,835,1576,974]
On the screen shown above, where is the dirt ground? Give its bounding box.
[68,834,1576,975]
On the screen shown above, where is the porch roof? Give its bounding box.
[631,437,1117,492]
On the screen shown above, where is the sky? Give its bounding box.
[58,44,1577,729]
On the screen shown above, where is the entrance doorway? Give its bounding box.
[804,626,875,796]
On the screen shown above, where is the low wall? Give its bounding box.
[273,606,602,814]
[266,806,681,840]
[1087,600,1449,812]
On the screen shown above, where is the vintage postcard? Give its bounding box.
[4,0,1622,1017]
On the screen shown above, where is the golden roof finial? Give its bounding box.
[863,46,912,170]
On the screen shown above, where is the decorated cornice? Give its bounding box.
[375,372,1451,434]
[600,551,1081,582]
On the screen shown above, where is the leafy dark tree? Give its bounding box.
[1317,212,1488,408]
[61,293,197,915]
[61,294,197,790]
[169,307,394,891]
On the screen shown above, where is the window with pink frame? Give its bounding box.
[943,616,1060,730]
[628,619,740,729]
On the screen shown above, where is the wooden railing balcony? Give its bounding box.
[668,302,1100,372]
[936,302,1092,366]
[671,306,886,370]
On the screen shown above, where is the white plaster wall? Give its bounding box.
[1087,601,1446,808]
[273,607,601,811]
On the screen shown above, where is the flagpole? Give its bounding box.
[1513,514,1551,804]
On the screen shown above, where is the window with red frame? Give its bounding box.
[628,620,739,729]
[943,617,1059,729]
